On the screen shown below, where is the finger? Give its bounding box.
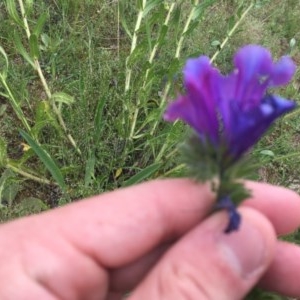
[242,182,300,235]
[110,243,170,291]
[41,179,215,267]
[41,179,299,270]
[259,241,300,297]
[128,207,276,300]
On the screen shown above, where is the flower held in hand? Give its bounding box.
[164,45,296,232]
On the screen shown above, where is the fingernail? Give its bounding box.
[219,220,268,279]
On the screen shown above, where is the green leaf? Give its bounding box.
[137,0,145,10]
[24,0,34,15]
[0,104,7,116]
[32,101,60,137]
[0,169,18,207]
[19,130,66,191]
[5,0,24,28]
[171,4,182,39]
[0,46,9,79]
[18,197,48,213]
[0,137,8,167]
[84,151,96,187]
[123,163,161,187]
[143,0,161,17]
[260,150,275,157]
[119,1,132,39]
[211,40,221,47]
[33,12,48,36]
[29,34,40,59]
[94,97,107,144]
[13,32,35,68]
[51,92,74,105]
[41,33,50,47]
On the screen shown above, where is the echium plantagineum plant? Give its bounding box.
[164,45,296,233]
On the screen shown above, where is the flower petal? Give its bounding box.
[234,45,273,108]
[270,56,296,86]
[165,56,220,142]
[227,95,296,159]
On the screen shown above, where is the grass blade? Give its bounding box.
[19,130,66,191]
[122,162,161,187]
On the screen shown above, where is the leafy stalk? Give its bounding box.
[0,74,32,133]
[129,2,176,139]
[210,2,254,63]
[17,0,81,155]
[150,0,201,136]
[124,0,147,93]
[7,162,53,185]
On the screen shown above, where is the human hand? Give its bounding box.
[0,179,299,300]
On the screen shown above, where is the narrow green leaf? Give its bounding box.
[19,130,66,191]
[123,163,161,187]
[13,32,35,68]
[119,1,132,39]
[51,92,74,105]
[211,40,221,47]
[94,97,107,144]
[33,12,48,36]
[172,4,182,39]
[29,34,40,59]
[84,151,96,187]
[137,0,144,10]
[5,0,24,28]
[143,0,161,17]
[24,0,34,15]
[260,150,275,157]
[32,101,60,137]
[0,46,9,79]
[0,137,8,167]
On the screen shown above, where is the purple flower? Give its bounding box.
[164,45,296,161]
[164,45,296,233]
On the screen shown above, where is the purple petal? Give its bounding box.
[270,56,296,86]
[164,94,202,132]
[227,95,296,159]
[165,56,220,142]
[233,45,273,108]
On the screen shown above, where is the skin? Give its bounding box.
[0,179,299,299]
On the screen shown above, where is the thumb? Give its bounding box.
[128,207,276,300]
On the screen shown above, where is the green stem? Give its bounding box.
[125,0,146,93]
[163,163,184,177]
[7,162,54,185]
[210,2,254,63]
[0,74,32,133]
[273,152,300,162]
[18,0,81,155]
[175,0,199,59]
[150,1,200,137]
[129,2,176,139]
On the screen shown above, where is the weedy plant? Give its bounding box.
[0,0,300,299]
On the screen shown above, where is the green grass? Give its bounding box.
[0,1,300,298]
